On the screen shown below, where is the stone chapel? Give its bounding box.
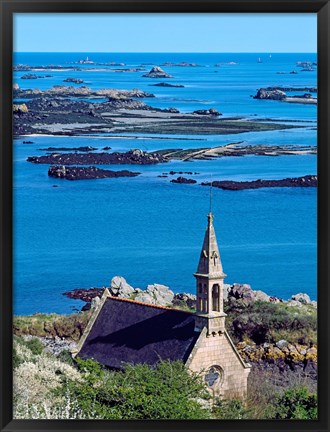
[73,211,251,399]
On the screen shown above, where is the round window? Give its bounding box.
[204,365,223,388]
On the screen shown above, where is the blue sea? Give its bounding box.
[13,52,317,315]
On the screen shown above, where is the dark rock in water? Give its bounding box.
[103,146,112,150]
[193,108,221,116]
[41,146,97,152]
[142,66,174,78]
[63,77,84,84]
[254,88,287,100]
[63,287,104,303]
[265,85,317,93]
[291,93,313,99]
[23,141,34,144]
[150,82,184,88]
[168,171,199,175]
[21,73,46,79]
[170,176,197,184]
[201,175,317,191]
[28,149,168,165]
[161,62,201,67]
[162,107,180,113]
[48,165,140,180]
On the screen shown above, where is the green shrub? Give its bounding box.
[58,359,210,420]
[24,338,44,355]
[57,350,75,366]
[271,386,317,420]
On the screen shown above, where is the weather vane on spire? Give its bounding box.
[211,174,214,211]
[208,174,213,222]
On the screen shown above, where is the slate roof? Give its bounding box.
[78,297,199,369]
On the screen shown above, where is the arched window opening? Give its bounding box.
[212,284,220,312]
[202,298,207,313]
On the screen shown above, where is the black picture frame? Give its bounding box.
[1,1,329,431]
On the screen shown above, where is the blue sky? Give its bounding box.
[14,13,317,53]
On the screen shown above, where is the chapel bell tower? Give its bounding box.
[194,212,227,335]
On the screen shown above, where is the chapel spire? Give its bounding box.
[194,211,227,335]
[196,212,224,277]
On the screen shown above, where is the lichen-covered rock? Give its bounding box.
[13,103,28,114]
[145,283,175,306]
[276,339,288,350]
[91,296,101,309]
[110,276,135,298]
[134,292,155,304]
[292,292,311,304]
[254,290,270,302]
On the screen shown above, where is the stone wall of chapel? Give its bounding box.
[187,331,250,399]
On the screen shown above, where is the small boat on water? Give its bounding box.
[257,57,262,63]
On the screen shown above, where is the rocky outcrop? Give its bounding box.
[142,66,174,78]
[150,82,184,88]
[264,86,317,93]
[63,278,316,311]
[173,293,196,309]
[48,165,140,180]
[63,78,84,84]
[226,283,317,310]
[21,73,51,80]
[254,88,287,100]
[28,149,167,165]
[291,293,312,304]
[161,62,201,67]
[14,64,79,71]
[201,175,317,191]
[40,146,97,152]
[135,284,175,306]
[13,85,155,100]
[170,177,197,184]
[238,340,317,381]
[63,287,104,303]
[22,335,77,356]
[110,276,135,298]
[193,108,221,116]
[254,87,317,104]
[158,144,316,162]
[13,104,28,114]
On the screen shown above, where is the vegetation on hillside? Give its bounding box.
[13,299,317,348]
[224,300,317,346]
[13,335,317,420]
